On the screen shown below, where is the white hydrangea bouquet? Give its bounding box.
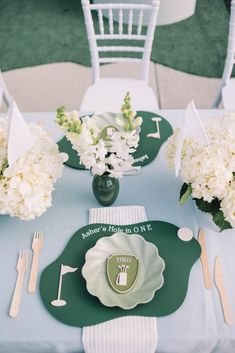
[166,113,235,231]
[0,117,67,220]
[56,92,142,178]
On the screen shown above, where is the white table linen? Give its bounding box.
[1,110,235,353]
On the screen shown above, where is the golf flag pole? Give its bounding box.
[51,264,78,307]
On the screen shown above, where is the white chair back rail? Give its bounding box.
[82,0,160,83]
[212,0,235,108]
[0,70,11,108]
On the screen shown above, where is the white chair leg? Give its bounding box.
[211,88,222,108]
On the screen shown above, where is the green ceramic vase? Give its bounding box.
[92,174,119,206]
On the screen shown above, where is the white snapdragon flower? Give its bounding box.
[109,132,133,160]
[106,154,134,177]
[95,140,107,161]
[105,153,121,170]
[56,104,141,179]
[121,130,140,148]
[79,127,94,145]
[91,162,107,176]
[80,153,97,169]
[133,116,143,127]
[165,128,180,170]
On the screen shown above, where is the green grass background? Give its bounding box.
[0,0,231,77]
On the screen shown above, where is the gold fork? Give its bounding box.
[28,231,44,293]
[9,250,28,318]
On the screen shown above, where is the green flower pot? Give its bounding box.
[92,174,119,206]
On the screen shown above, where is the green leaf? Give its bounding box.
[194,197,232,232]
[212,211,232,232]
[179,183,192,205]
[179,183,188,198]
[0,159,8,177]
[194,197,220,214]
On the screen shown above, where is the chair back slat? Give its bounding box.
[109,8,114,35]
[90,3,153,10]
[95,34,146,40]
[118,9,123,35]
[98,46,144,53]
[99,57,142,64]
[82,0,160,83]
[98,9,104,35]
[128,9,133,36]
[212,0,235,107]
[137,9,143,36]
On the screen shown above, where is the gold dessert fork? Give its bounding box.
[28,231,44,293]
[9,250,28,318]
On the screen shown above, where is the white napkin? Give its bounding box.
[83,205,158,353]
[174,100,209,177]
[89,205,147,225]
[7,99,34,167]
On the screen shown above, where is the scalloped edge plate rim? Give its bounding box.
[82,232,165,309]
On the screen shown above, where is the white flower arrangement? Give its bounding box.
[0,117,67,220]
[56,92,142,178]
[166,113,235,231]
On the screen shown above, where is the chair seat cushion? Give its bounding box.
[80,78,159,114]
[222,79,235,109]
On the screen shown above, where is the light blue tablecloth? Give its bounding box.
[1,110,235,353]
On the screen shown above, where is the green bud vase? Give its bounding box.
[92,174,119,206]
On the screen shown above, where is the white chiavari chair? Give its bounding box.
[81,0,160,113]
[0,70,11,109]
[212,0,235,109]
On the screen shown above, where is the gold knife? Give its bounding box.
[214,255,233,326]
[198,228,212,289]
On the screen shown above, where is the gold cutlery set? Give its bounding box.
[198,229,233,326]
[9,231,43,318]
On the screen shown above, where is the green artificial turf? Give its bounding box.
[224,0,231,12]
[0,0,231,77]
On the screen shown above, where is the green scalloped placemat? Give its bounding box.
[40,221,201,327]
[57,111,173,169]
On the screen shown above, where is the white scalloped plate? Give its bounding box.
[92,112,141,136]
[92,112,121,130]
[82,232,165,309]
